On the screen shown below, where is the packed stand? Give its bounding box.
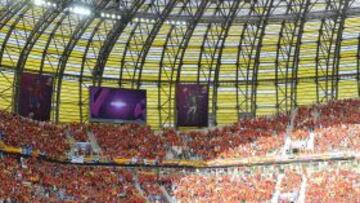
[1,153,360,202]
[306,169,360,202]
[172,172,276,202]
[1,99,360,161]
[178,99,360,160]
[138,171,167,202]
[87,113,290,161]
[68,123,89,142]
[294,99,360,130]
[89,123,167,160]
[0,155,145,202]
[0,111,69,157]
[313,124,360,153]
[280,170,302,194]
[170,162,360,202]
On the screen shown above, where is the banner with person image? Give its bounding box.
[89,87,146,124]
[176,84,208,127]
[18,73,53,121]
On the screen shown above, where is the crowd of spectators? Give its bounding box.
[171,163,360,202]
[293,99,360,130]
[138,171,166,202]
[144,99,359,161]
[279,169,302,194]
[89,123,167,160]
[306,169,360,202]
[2,96,360,202]
[68,123,89,142]
[174,99,360,160]
[173,173,276,202]
[85,113,290,160]
[1,99,360,161]
[0,155,145,202]
[1,155,360,202]
[0,112,69,157]
[313,124,360,153]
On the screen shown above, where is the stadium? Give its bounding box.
[1,0,360,202]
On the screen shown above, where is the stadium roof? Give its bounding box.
[0,0,360,128]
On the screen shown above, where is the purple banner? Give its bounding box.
[18,73,53,121]
[176,84,208,127]
[90,87,146,124]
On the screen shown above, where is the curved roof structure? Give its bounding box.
[0,0,360,128]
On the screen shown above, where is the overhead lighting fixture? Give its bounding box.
[70,5,91,16]
[33,0,45,6]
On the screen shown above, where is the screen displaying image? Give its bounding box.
[18,73,53,121]
[89,87,146,124]
[176,84,208,127]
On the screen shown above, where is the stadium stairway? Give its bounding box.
[87,130,102,160]
[271,173,307,203]
[271,173,284,203]
[160,185,175,203]
[132,170,148,202]
[298,175,307,203]
[65,129,77,159]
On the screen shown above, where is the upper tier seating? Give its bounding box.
[1,99,360,160]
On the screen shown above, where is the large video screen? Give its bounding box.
[89,87,146,124]
[176,84,208,127]
[18,73,53,121]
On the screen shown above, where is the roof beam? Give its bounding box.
[55,0,110,122]
[93,0,146,86]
